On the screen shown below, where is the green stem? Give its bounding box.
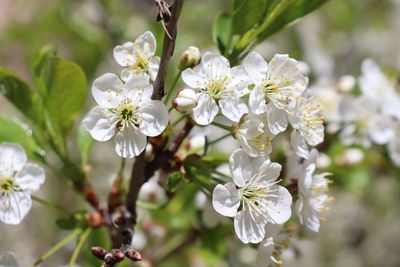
[165,70,182,104]
[68,228,93,267]
[32,195,71,214]
[118,158,126,176]
[172,115,187,127]
[208,133,231,146]
[211,122,232,131]
[31,228,83,266]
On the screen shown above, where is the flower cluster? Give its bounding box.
[84,32,169,158]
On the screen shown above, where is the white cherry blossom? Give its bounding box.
[181,52,251,125]
[0,142,45,225]
[83,73,169,158]
[113,31,160,81]
[295,149,331,232]
[212,149,292,244]
[234,112,275,157]
[289,96,324,159]
[243,51,308,115]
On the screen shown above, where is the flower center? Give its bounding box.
[0,176,20,195]
[205,78,229,100]
[111,99,142,131]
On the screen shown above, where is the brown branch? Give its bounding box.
[152,0,185,100]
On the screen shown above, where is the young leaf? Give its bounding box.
[212,12,231,55]
[32,44,57,97]
[42,57,88,136]
[232,0,268,35]
[0,67,44,126]
[0,114,44,161]
[167,172,182,193]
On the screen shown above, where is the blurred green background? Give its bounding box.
[1,0,400,266]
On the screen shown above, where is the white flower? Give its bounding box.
[212,149,292,244]
[172,88,198,113]
[339,96,394,147]
[0,252,19,267]
[83,73,169,158]
[243,52,308,115]
[181,52,251,125]
[310,79,342,124]
[289,96,324,159]
[113,31,160,81]
[234,113,275,157]
[295,149,331,232]
[0,143,45,225]
[255,224,290,267]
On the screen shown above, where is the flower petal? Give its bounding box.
[265,186,292,224]
[234,209,266,244]
[113,41,137,67]
[212,183,240,217]
[249,85,268,115]
[124,74,154,100]
[149,56,160,81]
[139,100,169,137]
[227,65,252,94]
[181,65,207,89]
[92,73,123,108]
[114,129,147,158]
[0,142,27,173]
[135,31,157,55]
[16,163,45,193]
[202,52,230,78]
[267,103,288,134]
[243,51,268,85]
[0,191,32,225]
[191,93,219,125]
[82,106,117,141]
[291,130,309,159]
[229,149,252,187]
[219,97,248,122]
[255,237,274,267]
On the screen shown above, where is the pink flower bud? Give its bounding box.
[172,88,198,113]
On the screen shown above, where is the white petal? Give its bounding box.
[291,130,309,159]
[15,163,45,193]
[181,65,207,89]
[255,237,274,267]
[227,66,252,94]
[113,41,136,67]
[229,149,253,187]
[124,75,154,100]
[243,51,268,85]
[149,56,160,81]
[0,143,27,173]
[82,106,117,141]
[249,85,268,115]
[212,183,240,217]
[135,31,157,55]
[139,100,169,137]
[91,73,123,108]
[0,191,32,225]
[265,186,292,224]
[202,52,230,78]
[368,114,394,145]
[256,161,282,181]
[267,103,288,134]
[114,129,147,158]
[219,97,248,122]
[191,93,219,125]
[234,210,266,244]
[298,163,316,194]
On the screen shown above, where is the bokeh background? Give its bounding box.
[1,0,400,266]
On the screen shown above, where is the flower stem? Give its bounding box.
[165,70,182,104]
[31,228,83,266]
[31,195,70,214]
[211,122,232,131]
[208,133,231,146]
[68,227,93,267]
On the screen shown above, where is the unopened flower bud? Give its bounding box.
[104,252,115,264]
[172,88,198,112]
[178,46,201,70]
[126,249,142,262]
[91,247,107,260]
[111,249,125,262]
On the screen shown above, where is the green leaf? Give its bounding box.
[212,12,231,55]
[40,56,88,136]
[0,67,44,126]
[257,0,330,43]
[55,218,78,230]
[32,44,57,97]
[167,172,182,193]
[232,0,268,35]
[77,124,95,164]
[0,114,43,161]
